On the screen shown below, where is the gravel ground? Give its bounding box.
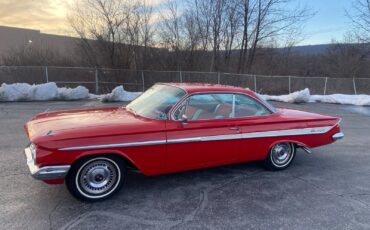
[0,101,369,230]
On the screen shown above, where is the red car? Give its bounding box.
[24,83,343,201]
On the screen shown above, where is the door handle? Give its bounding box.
[229,127,240,131]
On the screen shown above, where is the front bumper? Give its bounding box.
[24,146,70,180]
[332,132,344,141]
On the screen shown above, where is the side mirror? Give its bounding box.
[179,114,188,124]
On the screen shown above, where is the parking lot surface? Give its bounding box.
[0,101,370,230]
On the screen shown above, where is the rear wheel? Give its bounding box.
[66,155,125,201]
[264,142,296,170]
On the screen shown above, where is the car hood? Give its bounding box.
[25,107,163,144]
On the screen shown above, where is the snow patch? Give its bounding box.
[0,82,140,102]
[57,86,90,100]
[261,88,310,103]
[0,82,90,101]
[0,83,33,101]
[309,94,370,106]
[260,88,370,106]
[100,86,142,102]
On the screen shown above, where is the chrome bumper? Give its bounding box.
[332,132,344,141]
[24,147,70,180]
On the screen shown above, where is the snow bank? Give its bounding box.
[261,88,310,103]
[57,86,90,100]
[0,82,90,101]
[1,82,369,106]
[309,94,370,106]
[100,86,142,102]
[260,88,370,106]
[0,82,141,102]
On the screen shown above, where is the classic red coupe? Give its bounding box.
[24,83,343,201]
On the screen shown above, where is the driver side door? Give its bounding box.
[165,93,242,172]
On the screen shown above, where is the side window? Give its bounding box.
[174,94,233,121]
[188,94,215,106]
[234,94,271,117]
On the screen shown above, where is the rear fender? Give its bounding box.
[263,139,308,158]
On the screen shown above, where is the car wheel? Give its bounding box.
[264,142,296,170]
[66,155,126,201]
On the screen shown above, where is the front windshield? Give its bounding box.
[126,84,186,120]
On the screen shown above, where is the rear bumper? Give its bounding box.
[332,132,344,141]
[24,146,70,180]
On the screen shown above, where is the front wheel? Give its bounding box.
[66,156,126,201]
[264,142,296,170]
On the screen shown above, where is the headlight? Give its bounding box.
[29,143,37,161]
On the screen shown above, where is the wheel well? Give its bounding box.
[290,142,308,150]
[268,140,301,151]
[72,153,139,171]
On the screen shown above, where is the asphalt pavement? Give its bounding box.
[0,100,369,230]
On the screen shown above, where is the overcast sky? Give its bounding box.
[0,0,358,45]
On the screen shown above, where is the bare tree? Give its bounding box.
[236,0,313,73]
[208,0,226,72]
[1,43,69,66]
[182,11,201,69]
[237,0,255,73]
[123,1,155,69]
[68,0,127,67]
[140,2,155,69]
[159,0,186,70]
[68,0,154,69]
[193,0,212,52]
[222,0,240,67]
[346,0,370,42]
[324,40,369,78]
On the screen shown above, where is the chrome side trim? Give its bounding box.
[167,126,333,144]
[332,132,344,141]
[167,133,242,144]
[25,147,70,180]
[59,140,167,151]
[59,126,333,151]
[242,126,333,138]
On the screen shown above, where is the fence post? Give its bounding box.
[254,75,257,92]
[323,77,328,95]
[353,78,357,95]
[179,71,183,83]
[44,66,49,83]
[217,72,220,84]
[141,71,145,91]
[95,67,99,94]
[288,76,291,93]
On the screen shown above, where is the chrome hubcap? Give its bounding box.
[271,143,293,166]
[79,160,118,195]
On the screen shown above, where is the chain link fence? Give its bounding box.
[0,66,369,95]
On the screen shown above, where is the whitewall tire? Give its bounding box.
[66,155,126,201]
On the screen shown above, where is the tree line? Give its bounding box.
[1,0,369,78]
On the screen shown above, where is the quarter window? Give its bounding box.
[234,94,270,117]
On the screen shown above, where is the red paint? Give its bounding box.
[24,83,342,184]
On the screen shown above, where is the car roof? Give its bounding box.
[159,82,253,95]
